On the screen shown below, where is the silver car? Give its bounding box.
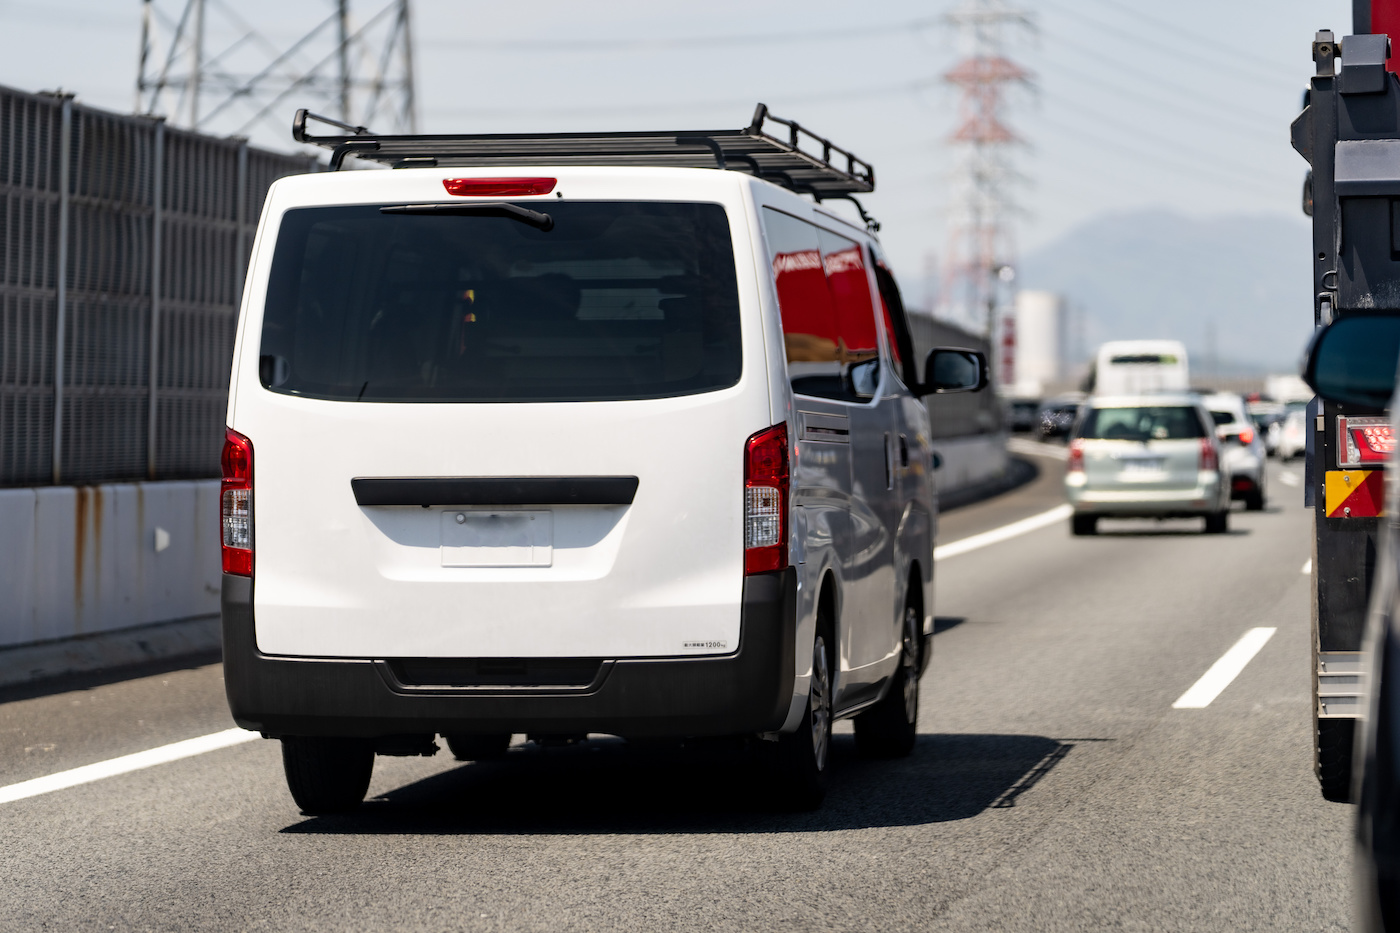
[1065,395,1231,535]
[1201,392,1268,511]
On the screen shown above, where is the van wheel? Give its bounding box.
[280,736,374,815]
[1204,511,1229,534]
[854,601,920,758]
[444,733,512,761]
[1316,717,1355,803]
[1071,515,1097,536]
[770,633,832,811]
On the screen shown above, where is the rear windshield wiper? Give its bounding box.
[380,202,554,231]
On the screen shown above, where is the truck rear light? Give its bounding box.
[1199,437,1218,472]
[1067,439,1085,473]
[1339,416,1394,467]
[744,423,789,575]
[443,177,557,197]
[221,428,253,576]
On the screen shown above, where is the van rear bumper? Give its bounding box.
[221,570,796,739]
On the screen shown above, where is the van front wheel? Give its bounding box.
[280,736,374,815]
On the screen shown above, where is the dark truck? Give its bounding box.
[1291,12,1400,801]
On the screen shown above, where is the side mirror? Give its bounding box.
[845,357,880,399]
[1302,314,1400,410]
[917,348,988,397]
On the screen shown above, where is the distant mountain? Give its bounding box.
[1018,210,1313,375]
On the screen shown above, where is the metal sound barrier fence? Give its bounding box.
[0,84,316,487]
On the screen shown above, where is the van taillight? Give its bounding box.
[744,423,789,575]
[221,428,253,576]
[443,177,557,197]
[1199,437,1218,472]
[1067,439,1085,473]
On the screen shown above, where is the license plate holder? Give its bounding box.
[441,510,552,567]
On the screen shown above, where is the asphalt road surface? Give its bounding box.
[0,449,1350,931]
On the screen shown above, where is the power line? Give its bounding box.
[1034,102,1284,199]
[424,76,939,121]
[1037,0,1293,90]
[1044,52,1283,145]
[1081,0,1297,82]
[418,17,938,53]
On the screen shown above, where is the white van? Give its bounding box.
[1092,340,1189,396]
[220,108,986,813]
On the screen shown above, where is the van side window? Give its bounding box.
[763,207,881,401]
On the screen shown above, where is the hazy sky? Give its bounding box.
[0,0,1351,303]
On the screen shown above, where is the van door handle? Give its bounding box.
[884,432,893,489]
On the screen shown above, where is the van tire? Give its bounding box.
[1071,515,1097,536]
[1316,716,1355,803]
[854,601,920,758]
[1204,511,1229,534]
[280,736,374,815]
[770,633,832,811]
[444,733,512,761]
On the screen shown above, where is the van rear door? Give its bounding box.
[236,199,762,660]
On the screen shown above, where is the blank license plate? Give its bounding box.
[1121,458,1165,474]
[441,510,552,567]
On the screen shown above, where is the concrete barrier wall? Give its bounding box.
[931,432,1009,498]
[0,481,221,650]
[0,431,1009,655]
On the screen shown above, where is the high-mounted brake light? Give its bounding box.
[744,423,789,575]
[1339,416,1395,467]
[1199,436,1218,473]
[443,177,557,197]
[221,428,253,576]
[1067,439,1085,473]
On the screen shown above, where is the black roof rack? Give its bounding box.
[291,104,876,199]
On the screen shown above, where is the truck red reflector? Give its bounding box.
[443,177,557,197]
[221,428,253,576]
[744,423,789,575]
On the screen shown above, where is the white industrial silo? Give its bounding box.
[1012,290,1065,395]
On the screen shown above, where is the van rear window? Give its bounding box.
[257,202,741,402]
[1077,406,1207,441]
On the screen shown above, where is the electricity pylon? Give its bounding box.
[136,0,417,141]
[941,0,1034,366]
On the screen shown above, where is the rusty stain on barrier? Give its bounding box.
[92,486,103,611]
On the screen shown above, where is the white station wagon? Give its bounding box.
[220,107,986,813]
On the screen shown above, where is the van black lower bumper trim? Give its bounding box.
[220,569,796,738]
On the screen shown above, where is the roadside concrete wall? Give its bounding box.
[0,481,221,650]
[931,432,1009,498]
[0,432,1009,659]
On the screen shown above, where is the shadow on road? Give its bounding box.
[933,616,967,634]
[281,732,1091,836]
[1093,527,1252,538]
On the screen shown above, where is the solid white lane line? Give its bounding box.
[1172,627,1278,709]
[935,504,1074,561]
[1006,438,1069,461]
[0,728,258,805]
[1302,559,1312,574]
